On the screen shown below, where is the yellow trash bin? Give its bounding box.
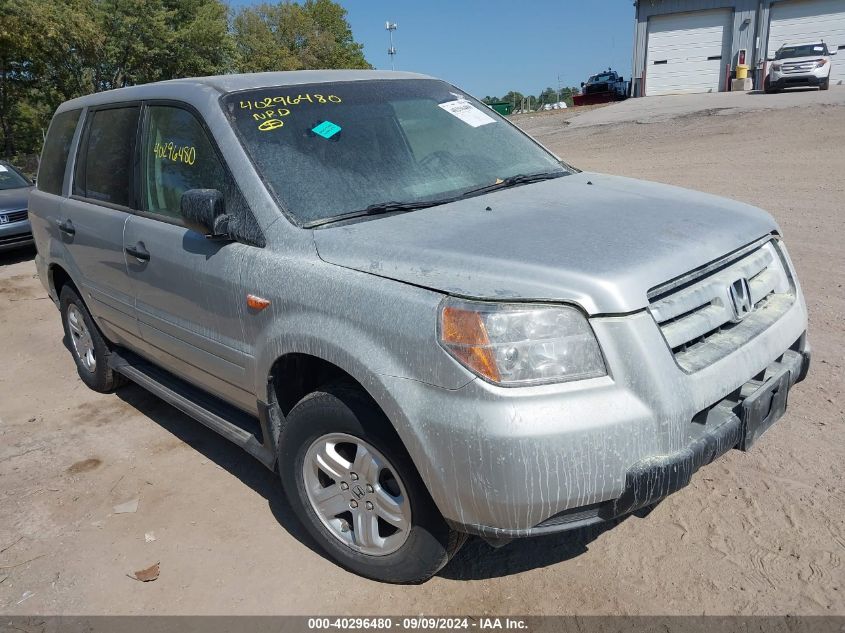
[736,64,749,80]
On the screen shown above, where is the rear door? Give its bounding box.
[123,103,259,411]
[61,104,141,345]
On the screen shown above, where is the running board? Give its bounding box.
[109,349,275,469]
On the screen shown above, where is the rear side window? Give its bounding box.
[141,106,226,219]
[38,109,81,195]
[74,106,140,207]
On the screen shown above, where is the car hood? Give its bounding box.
[776,54,827,63]
[0,186,33,212]
[313,172,778,315]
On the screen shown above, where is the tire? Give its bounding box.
[764,76,779,94]
[278,383,466,583]
[60,285,125,393]
[820,76,829,91]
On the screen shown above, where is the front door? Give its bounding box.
[124,103,258,411]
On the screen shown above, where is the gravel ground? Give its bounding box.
[0,92,843,616]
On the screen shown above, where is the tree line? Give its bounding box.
[483,86,580,111]
[0,0,370,162]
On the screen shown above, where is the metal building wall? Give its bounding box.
[631,0,762,96]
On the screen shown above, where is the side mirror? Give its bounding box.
[766,56,775,62]
[580,82,585,88]
[180,189,230,238]
[830,49,837,56]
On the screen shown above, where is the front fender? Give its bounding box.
[251,258,474,397]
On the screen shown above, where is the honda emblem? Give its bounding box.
[729,278,753,321]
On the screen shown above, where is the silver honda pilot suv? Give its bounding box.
[28,71,810,583]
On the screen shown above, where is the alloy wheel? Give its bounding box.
[66,304,96,373]
[303,432,412,556]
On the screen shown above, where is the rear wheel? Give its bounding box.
[60,286,124,393]
[278,383,465,583]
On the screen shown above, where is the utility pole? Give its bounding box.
[386,22,398,70]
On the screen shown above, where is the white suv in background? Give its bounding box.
[766,42,836,93]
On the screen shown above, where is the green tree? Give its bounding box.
[538,86,558,105]
[500,91,525,109]
[233,0,370,73]
[92,0,233,90]
[1,0,370,160]
[0,0,100,156]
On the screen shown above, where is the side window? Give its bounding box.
[38,109,81,195]
[141,106,226,219]
[74,106,140,207]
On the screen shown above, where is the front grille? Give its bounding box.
[782,61,815,74]
[0,233,33,246]
[0,209,27,223]
[649,240,794,373]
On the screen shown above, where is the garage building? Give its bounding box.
[631,0,845,96]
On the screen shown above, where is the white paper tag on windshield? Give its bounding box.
[814,46,824,51]
[0,165,7,172]
[438,99,495,127]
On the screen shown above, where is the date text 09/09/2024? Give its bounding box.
[307,617,528,630]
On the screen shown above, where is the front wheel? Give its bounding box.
[278,384,465,583]
[764,75,780,94]
[820,76,830,91]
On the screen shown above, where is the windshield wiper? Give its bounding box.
[304,198,457,228]
[459,171,567,198]
[304,171,568,228]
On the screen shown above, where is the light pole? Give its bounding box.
[386,22,398,70]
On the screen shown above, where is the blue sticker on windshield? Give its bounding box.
[312,120,341,139]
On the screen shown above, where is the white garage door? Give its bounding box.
[769,0,845,85]
[646,9,732,96]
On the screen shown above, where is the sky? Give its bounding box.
[234,1,636,99]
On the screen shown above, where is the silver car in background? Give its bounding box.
[28,71,810,583]
[0,161,35,252]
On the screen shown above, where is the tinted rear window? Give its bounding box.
[74,106,140,206]
[38,109,81,195]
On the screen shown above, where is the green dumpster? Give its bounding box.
[488,101,513,116]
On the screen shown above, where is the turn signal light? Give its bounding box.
[247,294,271,310]
[440,305,501,382]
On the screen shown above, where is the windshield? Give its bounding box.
[591,73,614,83]
[776,44,828,59]
[0,164,30,190]
[222,79,567,225]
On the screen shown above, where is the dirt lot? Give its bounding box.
[1,92,843,616]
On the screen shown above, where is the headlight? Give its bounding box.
[438,298,606,386]
[772,62,782,71]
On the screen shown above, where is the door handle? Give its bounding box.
[57,219,76,237]
[125,242,150,262]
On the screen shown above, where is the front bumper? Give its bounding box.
[451,345,809,539]
[0,218,33,252]
[600,345,808,522]
[380,291,809,537]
